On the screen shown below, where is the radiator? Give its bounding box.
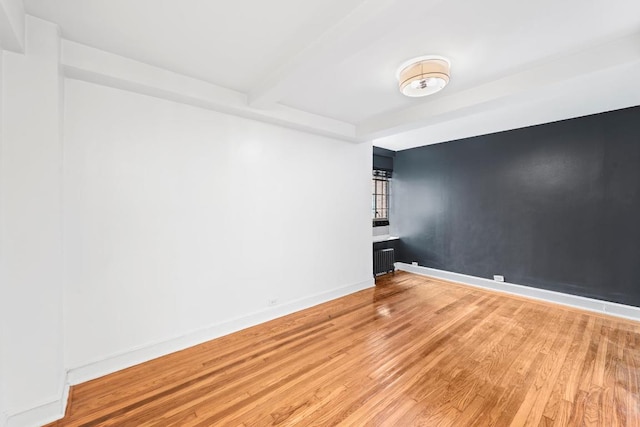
[374,248,395,276]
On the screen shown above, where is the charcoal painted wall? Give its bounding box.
[391,106,640,306]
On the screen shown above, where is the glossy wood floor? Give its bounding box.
[47,272,640,426]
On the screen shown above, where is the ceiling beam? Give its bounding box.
[247,0,444,109]
[62,40,358,142]
[0,0,25,52]
[358,31,640,140]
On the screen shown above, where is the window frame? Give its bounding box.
[372,169,391,227]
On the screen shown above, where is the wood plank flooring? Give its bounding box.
[46,272,640,426]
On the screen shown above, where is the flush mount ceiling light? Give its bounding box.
[396,55,451,97]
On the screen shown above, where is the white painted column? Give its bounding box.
[1,16,64,426]
[0,44,7,427]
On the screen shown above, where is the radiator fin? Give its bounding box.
[374,248,395,276]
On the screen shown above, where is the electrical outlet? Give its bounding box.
[411,261,418,266]
[493,275,505,282]
[268,298,278,306]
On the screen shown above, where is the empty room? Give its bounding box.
[1,0,640,426]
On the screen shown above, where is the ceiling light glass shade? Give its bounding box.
[396,56,451,97]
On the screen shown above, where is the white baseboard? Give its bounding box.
[396,262,640,322]
[6,376,69,427]
[66,277,373,386]
[6,278,373,427]
[7,398,62,427]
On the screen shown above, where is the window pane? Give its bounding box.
[371,196,376,218]
[372,173,390,222]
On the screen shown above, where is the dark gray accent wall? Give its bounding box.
[391,106,640,306]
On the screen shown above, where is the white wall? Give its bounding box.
[0,16,64,425]
[0,15,371,425]
[0,44,6,427]
[63,79,372,372]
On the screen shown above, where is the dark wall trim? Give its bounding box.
[391,106,640,307]
[373,146,396,172]
[373,146,396,158]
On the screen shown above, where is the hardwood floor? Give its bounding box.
[46,272,640,426]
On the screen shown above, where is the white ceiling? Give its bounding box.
[25,0,640,150]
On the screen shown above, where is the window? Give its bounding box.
[372,169,391,226]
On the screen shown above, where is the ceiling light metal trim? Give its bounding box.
[396,55,451,98]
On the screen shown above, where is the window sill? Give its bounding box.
[373,235,400,243]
